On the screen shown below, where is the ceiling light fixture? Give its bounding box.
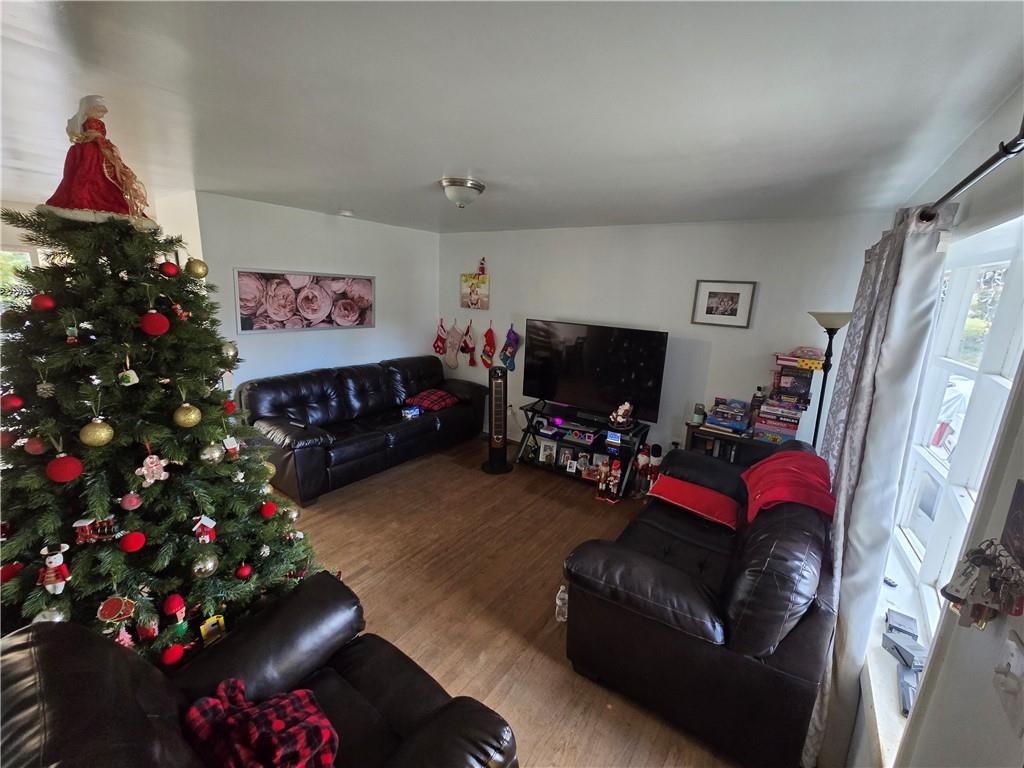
[439,177,485,208]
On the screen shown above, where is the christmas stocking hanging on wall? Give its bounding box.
[444,321,465,369]
[432,318,447,355]
[461,320,477,366]
[499,324,521,371]
[481,323,496,368]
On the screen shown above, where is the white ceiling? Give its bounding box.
[2,2,1022,233]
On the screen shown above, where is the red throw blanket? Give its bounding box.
[185,678,337,768]
[741,451,835,524]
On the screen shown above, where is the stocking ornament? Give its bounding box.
[499,324,521,371]
[444,321,465,369]
[461,320,477,366]
[432,318,447,355]
[481,323,497,369]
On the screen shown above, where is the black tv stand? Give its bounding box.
[514,399,651,499]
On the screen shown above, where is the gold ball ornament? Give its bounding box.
[262,460,277,479]
[79,418,114,447]
[221,341,239,363]
[184,258,209,278]
[173,403,202,428]
[199,442,225,464]
[191,551,219,578]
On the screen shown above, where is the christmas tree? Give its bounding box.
[0,210,313,664]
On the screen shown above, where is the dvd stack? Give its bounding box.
[704,397,750,434]
[753,349,823,444]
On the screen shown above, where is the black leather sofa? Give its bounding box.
[239,356,487,505]
[1,571,518,768]
[564,444,834,768]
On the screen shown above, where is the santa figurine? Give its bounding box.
[37,95,156,230]
[36,543,71,595]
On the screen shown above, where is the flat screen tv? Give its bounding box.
[522,319,668,423]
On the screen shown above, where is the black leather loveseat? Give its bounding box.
[564,444,834,767]
[239,356,486,505]
[1,571,518,768]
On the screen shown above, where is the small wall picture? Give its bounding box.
[234,269,375,333]
[692,280,757,328]
[577,452,591,469]
[460,272,490,310]
[1001,479,1024,566]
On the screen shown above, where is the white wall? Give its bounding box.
[187,193,439,387]
[437,212,891,446]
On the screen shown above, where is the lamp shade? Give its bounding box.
[808,311,853,331]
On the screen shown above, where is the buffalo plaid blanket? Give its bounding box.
[185,678,337,767]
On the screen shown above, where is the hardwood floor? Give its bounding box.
[301,440,733,768]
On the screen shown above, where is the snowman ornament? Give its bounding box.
[135,454,170,487]
[37,544,71,595]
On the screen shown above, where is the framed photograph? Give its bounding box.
[558,448,574,467]
[691,280,757,328]
[460,272,490,310]
[234,269,375,333]
[576,452,591,469]
[566,459,578,474]
[539,441,557,465]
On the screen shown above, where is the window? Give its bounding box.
[892,216,1023,637]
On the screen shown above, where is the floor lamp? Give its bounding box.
[808,311,853,450]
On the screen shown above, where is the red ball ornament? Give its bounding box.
[259,501,277,519]
[235,563,253,580]
[0,562,24,584]
[46,454,83,483]
[1,393,24,414]
[120,531,146,553]
[24,437,47,455]
[161,644,185,666]
[0,431,16,449]
[158,262,180,277]
[224,400,237,416]
[30,294,56,311]
[139,310,171,337]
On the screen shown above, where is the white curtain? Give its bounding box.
[803,204,957,767]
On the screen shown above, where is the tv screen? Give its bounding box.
[523,319,668,423]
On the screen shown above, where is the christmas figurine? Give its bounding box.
[633,444,651,498]
[37,95,156,230]
[191,515,217,544]
[135,453,170,487]
[607,459,623,503]
[36,543,71,595]
[162,593,189,637]
[596,459,610,500]
[649,444,663,484]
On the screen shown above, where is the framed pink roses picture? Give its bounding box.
[234,269,375,333]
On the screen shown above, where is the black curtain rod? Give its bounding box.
[920,110,1024,221]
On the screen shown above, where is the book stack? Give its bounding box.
[753,349,822,444]
[704,397,750,435]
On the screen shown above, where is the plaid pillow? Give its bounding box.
[405,388,459,412]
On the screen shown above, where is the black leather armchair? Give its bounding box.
[564,445,835,768]
[239,356,487,505]
[1,572,518,768]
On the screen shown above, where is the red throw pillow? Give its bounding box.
[647,473,742,529]
[741,451,835,523]
[405,388,459,412]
